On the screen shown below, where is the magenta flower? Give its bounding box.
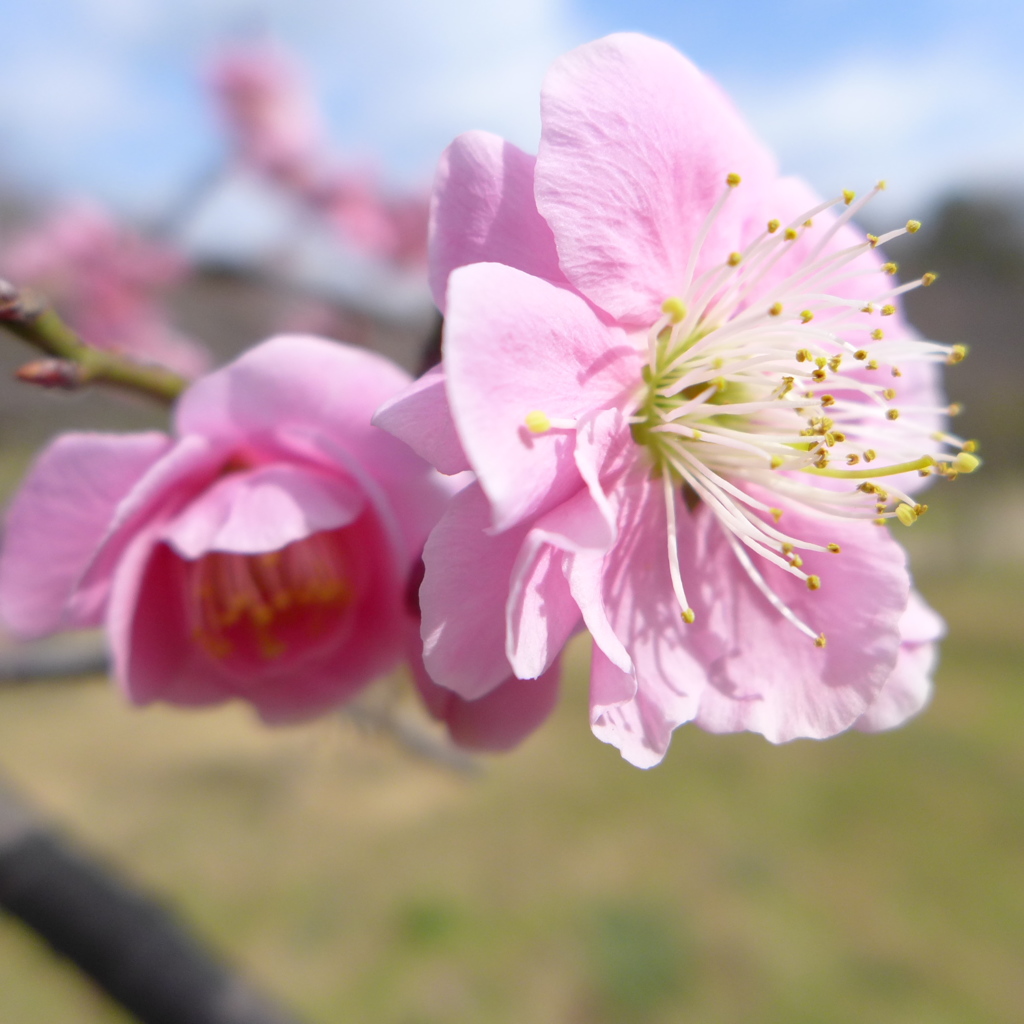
[0,336,556,746]
[1,203,210,379]
[376,33,969,767]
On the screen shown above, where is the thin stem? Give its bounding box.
[0,280,188,405]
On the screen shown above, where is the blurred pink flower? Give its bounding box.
[209,41,429,268]
[0,335,556,745]
[376,33,963,767]
[1,203,210,378]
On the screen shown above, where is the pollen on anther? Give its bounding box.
[842,190,856,205]
[524,410,551,434]
[861,303,875,314]
[806,575,821,591]
[881,304,896,316]
[854,349,868,360]
[815,633,827,648]
[867,360,879,370]
[896,504,919,526]
[864,449,877,462]
[882,262,898,275]
[867,234,879,247]
[886,408,900,420]
[922,272,938,286]
[820,394,836,407]
[661,297,687,323]
[727,251,742,266]
[726,172,742,187]
[827,543,841,553]
[769,302,783,316]
[948,344,967,364]
[871,329,884,341]
[681,608,696,624]
[906,219,922,233]
[770,508,783,522]
[800,310,814,323]
[770,455,784,469]
[767,219,780,233]
[846,453,860,465]
[883,388,897,400]
[784,227,798,241]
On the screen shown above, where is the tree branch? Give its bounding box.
[0,280,187,405]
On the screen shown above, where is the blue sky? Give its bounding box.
[0,0,1019,227]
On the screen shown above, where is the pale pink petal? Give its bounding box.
[176,335,425,484]
[0,432,171,637]
[535,32,775,325]
[429,131,568,311]
[372,366,471,475]
[854,590,944,732]
[163,464,364,558]
[504,535,579,680]
[411,651,561,752]
[445,261,637,530]
[693,504,910,742]
[420,482,528,699]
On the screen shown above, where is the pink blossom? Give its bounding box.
[376,34,963,767]
[1,203,210,379]
[0,335,556,746]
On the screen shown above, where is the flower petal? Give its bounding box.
[429,130,568,312]
[854,590,944,732]
[162,464,364,558]
[535,32,775,325]
[0,431,171,637]
[445,261,637,531]
[372,365,471,475]
[420,481,527,698]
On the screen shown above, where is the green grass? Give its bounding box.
[0,523,1021,1022]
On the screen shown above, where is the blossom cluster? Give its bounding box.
[0,34,971,764]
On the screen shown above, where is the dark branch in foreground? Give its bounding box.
[0,777,305,1024]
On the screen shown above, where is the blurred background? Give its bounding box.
[0,0,1021,1021]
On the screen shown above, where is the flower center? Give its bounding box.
[185,529,355,672]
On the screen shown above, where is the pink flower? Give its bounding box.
[1,203,210,379]
[376,33,965,767]
[0,335,556,746]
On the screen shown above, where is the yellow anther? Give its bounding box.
[681,608,696,624]
[882,262,898,275]
[954,452,980,474]
[800,309,814,323]
[796,349,812,362]
[842,189,856,205]
[806,575,821,591]
[824,432,836,447]
[661,297,687,323]
[922,272,937,286]
[784,227,798,241]
[827,543,841,553]
[864,449,877,462]
[832,431,846,442]
[814,633,827,648]
[891,366,902,377]
[790,554,803,568]
[691,429,703,440]
[866,360,879,370]
[812,368,827,383]
[906,219,921,233]
[948,344,967,364]
[881,304,896,316]
[767,218,780,233]
[782,542,794,554]
[948,402,962,416]
[883,388,897,400]
[895,503,919,526]
[877,179,887,190]
[867,233,879,247]
[859,481,877,494]
[727,251,743,266]
[803,218,814,228]
[726,172,742,187]
[871,328,884,340]
[854,349,868,360]
[770,508,784,522]
[874,517,886,526]
[769,301,783,316]
[814,356,827,369]
[770,454,784,469]
[963,439,978,453]
[828,356,843,371]
[914,504,928,517]
[846,454,860,465]
[713,377,726,392]
[524,410,551,434]
[820,394,836,407]
[886,408,900,420]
